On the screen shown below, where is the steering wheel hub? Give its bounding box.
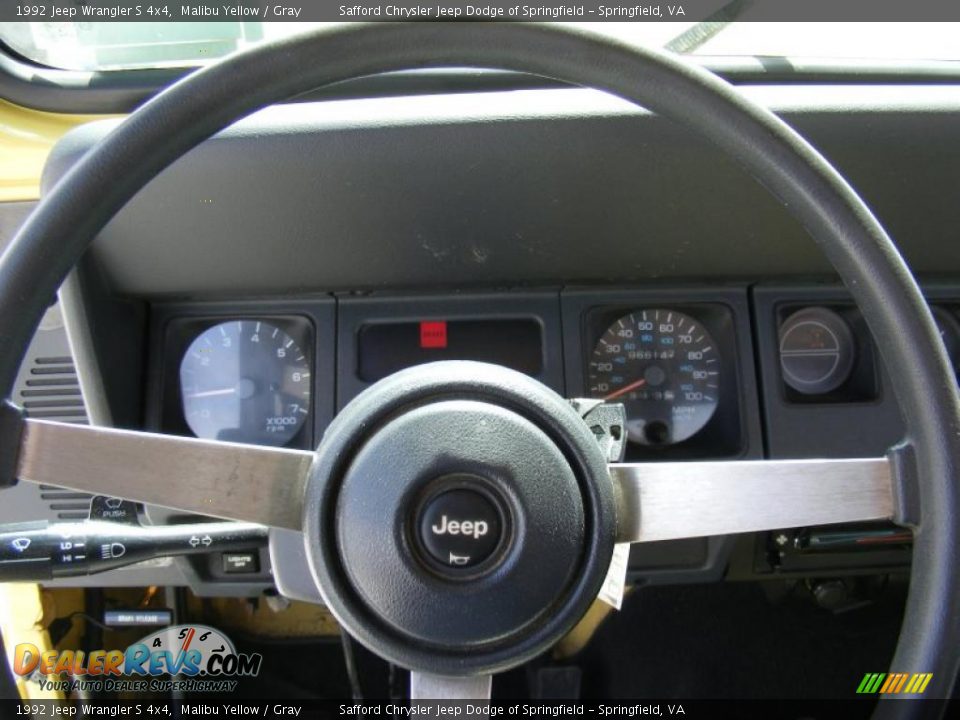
[302,362,616,674]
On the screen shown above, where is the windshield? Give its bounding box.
[1,21,960,72]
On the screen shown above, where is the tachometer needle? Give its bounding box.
[603,378,647,402]
[187,388,237,399]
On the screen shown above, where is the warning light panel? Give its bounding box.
[420,321,448,349]
[358,319,543,382]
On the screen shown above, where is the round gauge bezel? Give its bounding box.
[778,306,857,396]
[179,319,311,446]
[159,315,315,449]
[586,308,722,447]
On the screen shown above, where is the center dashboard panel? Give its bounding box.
[337,292,566,406]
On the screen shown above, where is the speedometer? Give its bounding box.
[587,309,720,446]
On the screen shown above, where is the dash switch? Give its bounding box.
[222,551,259,574]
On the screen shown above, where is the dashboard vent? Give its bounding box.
[18,356,91,519]
[37,485,93,520]
[19,356,87,423]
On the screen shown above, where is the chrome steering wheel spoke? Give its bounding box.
[409,672,493,702]
[611,457,896,543]
[15,418,312,530]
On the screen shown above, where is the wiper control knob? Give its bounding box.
[0,520,267,580]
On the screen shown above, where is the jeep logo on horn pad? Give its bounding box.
[417,487,502,571]
[431,515,489,539]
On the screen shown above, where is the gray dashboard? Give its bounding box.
[42,85,960,295]
[5,80,960,598]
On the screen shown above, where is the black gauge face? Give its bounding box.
[778,307,856,395]
[588,309,720,446]
[179,320,311,446]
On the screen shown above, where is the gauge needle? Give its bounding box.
[603,378,647,402]
[187,388,237,399]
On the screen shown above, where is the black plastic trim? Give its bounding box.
[0,401,24,489]
[889,442,922,529]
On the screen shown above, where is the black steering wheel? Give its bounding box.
[1,23,958,706]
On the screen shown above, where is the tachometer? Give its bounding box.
[179,320,311,446]
[587,309,719,446]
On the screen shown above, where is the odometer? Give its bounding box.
[587,309,719,446]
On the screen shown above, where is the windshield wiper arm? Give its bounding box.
[664,0,755,55]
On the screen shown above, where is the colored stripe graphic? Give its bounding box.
[878,674,895,693]
[892,673,909,693]
[858,672,932,694]
[858,673,886,694]
[880,673,908,693]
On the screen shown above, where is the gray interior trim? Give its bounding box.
[59,272,112,426]
[42,85,960,297]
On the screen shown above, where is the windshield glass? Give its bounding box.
[1,21,959,72]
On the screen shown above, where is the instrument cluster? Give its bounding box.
[152,292,758,464]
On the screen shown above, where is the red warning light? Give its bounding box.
[420,321,448,349]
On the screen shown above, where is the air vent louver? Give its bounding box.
[19,356,91,519]
[20,356,87,422]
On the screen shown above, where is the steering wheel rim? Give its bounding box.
[1,22,958,700]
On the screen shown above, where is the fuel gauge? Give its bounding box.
[778,307,856,395]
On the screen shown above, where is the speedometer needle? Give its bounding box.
[187,388,237,399]
[603,378,647,401]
